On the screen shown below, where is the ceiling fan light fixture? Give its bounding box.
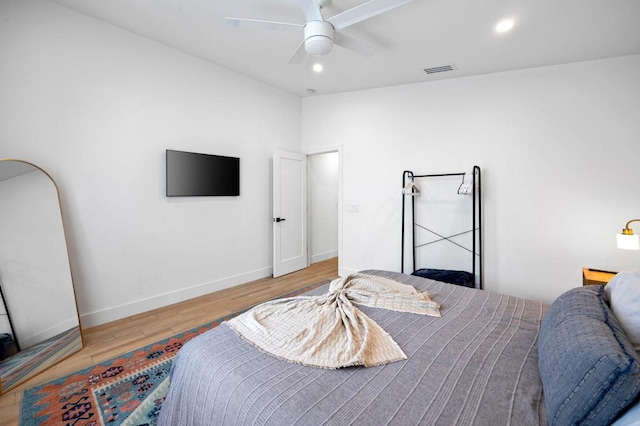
[304,21,334,56]
[306,36,333,55]
[228,0,415,63]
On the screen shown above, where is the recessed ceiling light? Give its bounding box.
[312,63,324,73]
[495,19,515,33]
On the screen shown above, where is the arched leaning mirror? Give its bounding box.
[0,159,83,394]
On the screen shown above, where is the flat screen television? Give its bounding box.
[166,149,240,197]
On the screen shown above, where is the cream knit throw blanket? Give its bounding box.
[226,273,441,369]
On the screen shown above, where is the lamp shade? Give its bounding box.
[617,233,640,250]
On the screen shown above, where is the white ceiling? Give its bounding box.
[49,0,640,97]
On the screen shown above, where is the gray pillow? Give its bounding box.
[538,285,640,425]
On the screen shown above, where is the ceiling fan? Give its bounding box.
[226,0,414,64]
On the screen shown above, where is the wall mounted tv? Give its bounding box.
[166,150,240,197]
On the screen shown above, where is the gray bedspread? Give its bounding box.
[158,270,548,426]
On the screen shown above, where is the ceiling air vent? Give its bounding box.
[424,65,457,75]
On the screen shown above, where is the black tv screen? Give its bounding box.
[166,150,240,197]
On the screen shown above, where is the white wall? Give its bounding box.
[0,0,302,326]
[308,152,339,263]
[0,170,78,347]
[302,55,640,304]
[1,1,637,327]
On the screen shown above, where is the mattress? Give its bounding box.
[158,270,548,425]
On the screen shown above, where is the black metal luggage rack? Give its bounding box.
[401,166,482,289]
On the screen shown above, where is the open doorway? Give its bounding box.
[308,151,339,266]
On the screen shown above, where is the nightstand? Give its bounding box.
[582,268,617,286]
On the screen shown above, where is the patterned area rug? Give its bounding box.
[19,280,330,426]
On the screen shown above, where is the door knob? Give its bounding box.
[274,217,286,223]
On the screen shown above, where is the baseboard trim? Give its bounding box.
[80,266,273,328]
[340,267,359,277]
[310,250,338,264]
[20,317,79,349]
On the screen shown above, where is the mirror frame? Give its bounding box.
[0,158,84,394]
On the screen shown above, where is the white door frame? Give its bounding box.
[305,146,343,277]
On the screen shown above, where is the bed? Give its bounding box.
[158,269,640,426]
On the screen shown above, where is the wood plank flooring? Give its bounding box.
[0,258,338,425]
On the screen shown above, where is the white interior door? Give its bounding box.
[273,151,308,277]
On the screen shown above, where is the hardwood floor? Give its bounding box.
[0,258,338,425]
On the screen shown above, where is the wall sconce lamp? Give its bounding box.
[617,219,640,250]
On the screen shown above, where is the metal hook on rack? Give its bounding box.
[402,181,420,196]
[457,172,473,195]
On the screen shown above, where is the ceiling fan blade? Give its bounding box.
[225,17,303,32]
[287,41,307,64]
[333,32,378,57]
[299,0,323,22]
[327,0,413,30]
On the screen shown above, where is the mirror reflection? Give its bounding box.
[0,159,83,394]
